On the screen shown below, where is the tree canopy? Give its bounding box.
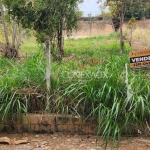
[3,0,82,60]
[99,0,150,53]
[100,0,150,20]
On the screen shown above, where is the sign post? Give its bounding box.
[129,49,150,68]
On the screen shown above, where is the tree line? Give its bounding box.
[0,0,150,57]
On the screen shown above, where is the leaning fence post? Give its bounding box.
[45,40,51,111]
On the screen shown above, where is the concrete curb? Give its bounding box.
[0,114,97,134]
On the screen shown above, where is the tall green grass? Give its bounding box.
[0,52,46,118]
[53,54,150,147]
[0,34,150,148]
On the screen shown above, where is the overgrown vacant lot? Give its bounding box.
[0,33,150,148]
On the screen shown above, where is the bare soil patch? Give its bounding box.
[0,133,150,150]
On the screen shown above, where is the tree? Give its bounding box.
[0,0,9,54]
[3,0,83,109]
[99,0,126,53]
[99,0,150,53]
[100,1,121,32]
[3,0,82,60]
[125,0,150,20]
[126,17,136,46]
[0,0,24,58]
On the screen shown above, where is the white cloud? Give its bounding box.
[78,0,101,16]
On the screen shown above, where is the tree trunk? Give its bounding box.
[120,0,125,53]
[12,20,17,48]
[57,18,64,60]
[0,0,19,58]
[120,20,124,53]
[75,29,78,39]
[129,28,132,46]
[0,0,9,45]
[16,26,24,50]
[112,17,120,32]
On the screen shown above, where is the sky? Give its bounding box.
[78,0,101,17]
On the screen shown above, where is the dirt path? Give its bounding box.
[0,133,150,150]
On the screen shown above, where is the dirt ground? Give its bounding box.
[0,133,150,150]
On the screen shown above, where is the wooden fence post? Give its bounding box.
[45,40,51,111]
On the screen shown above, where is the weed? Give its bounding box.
[0,33,150,149]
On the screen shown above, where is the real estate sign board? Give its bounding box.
[129,49,150,68]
